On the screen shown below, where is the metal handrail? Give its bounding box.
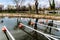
[36,22,60,38]
[3,26,15,40]
[37,23,60,31]
[21,23,58,40]
[2,23,60,40]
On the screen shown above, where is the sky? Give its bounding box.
[0,0,60,8]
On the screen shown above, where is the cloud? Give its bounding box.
[39,0,49,8]
[39,0,60,8]
[55,0,60,7]
[0,3,2,4]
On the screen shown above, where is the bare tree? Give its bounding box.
[13,0,25,12]
[35,0,38,14]
[52,0,55,14]
[28,4,32,13]
[49,0,55,13]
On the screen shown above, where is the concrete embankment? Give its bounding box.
[0,13,60,20]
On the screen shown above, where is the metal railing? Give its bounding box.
[2,23,60,40]
[31,22,60,39]
[21,23,59,40]
[2,26,15,40]
[37,22,60,31]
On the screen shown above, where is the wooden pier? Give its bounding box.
[0,13,60,20]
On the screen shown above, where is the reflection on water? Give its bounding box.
[0,17,60,40]
[0,17,60,32]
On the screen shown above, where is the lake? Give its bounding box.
[0,17,60,40]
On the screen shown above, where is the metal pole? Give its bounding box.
[34,18,38,40]
[4,31,9,40]
[2,27,9,40]
[49,20,53,34]
[3,26,15,40]
[17,18,18,25]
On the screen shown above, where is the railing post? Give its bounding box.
[17,18,19,25]
[2,26,15,40]
[49,20,53,34]
[2,27,9,40]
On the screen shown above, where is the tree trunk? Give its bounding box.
[33,0,38,40]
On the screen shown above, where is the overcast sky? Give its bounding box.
[0,0,60,8]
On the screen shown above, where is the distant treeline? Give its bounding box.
[0,7,52,13]
[0,9,30,13]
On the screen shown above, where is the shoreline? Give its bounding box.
[0,13,60,20]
